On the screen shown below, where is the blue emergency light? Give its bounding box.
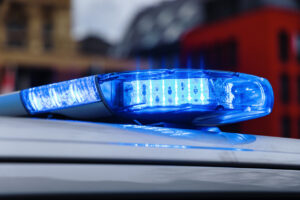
[0,69,274,126]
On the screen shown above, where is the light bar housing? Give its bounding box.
[98,69,273,126]
[0,69,274,126]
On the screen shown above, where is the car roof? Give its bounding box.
[0,116,300,168]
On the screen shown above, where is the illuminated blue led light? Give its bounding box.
[123,78,210,107]
[21,76,100,114]
[98,69,274,125]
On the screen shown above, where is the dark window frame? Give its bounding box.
[297,76,300,103]
[296,34,300,64]
[42,5,54,51]
[281,116,291,138]
[280,74,290,104]
[5,2,28,48]
[278,30,290,63]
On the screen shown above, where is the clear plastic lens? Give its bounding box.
[21,76,100,114]
[230,81,265,107]
[98,69,274,125]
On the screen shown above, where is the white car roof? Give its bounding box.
[0,116,300,168]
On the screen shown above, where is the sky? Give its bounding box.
[72,0,167,44]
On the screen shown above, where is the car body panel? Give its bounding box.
[0,164,300,195]
[0,116,300,195]
[0,117,299,167]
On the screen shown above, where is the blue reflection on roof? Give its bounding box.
[119,124,256,146]
[114,142,253,151]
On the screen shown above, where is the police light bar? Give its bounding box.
[0,69,274,126]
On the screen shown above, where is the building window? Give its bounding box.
[188,39,238,71]
[298,76,300,103]
[298,117,300,138]
[5,3,27,48]
[15,67,54,90]
[280,74,290,104]
[42,6,54,51]
[296,35,300,63]
[281,116,291,138]
[223,39,237,70]
[278,30,289,63]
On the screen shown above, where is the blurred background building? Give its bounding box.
[0,0,135,92]
[0,0,299,138]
